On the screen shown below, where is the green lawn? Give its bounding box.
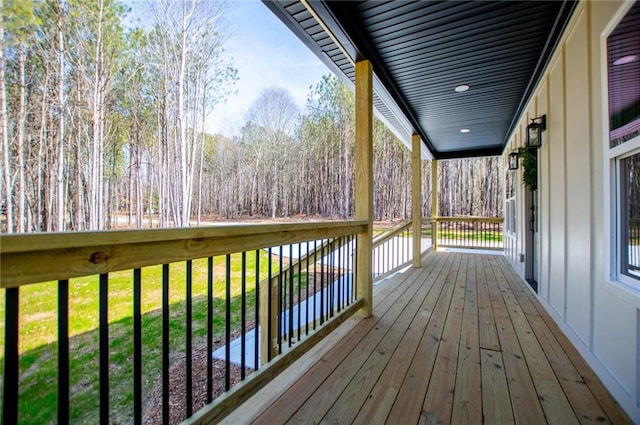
[438,230,503,243]
[0,251,278,424]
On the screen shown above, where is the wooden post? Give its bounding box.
[431,159,439,251]
[412,134,422,267]
[260,274,279,364]
[355,60,373,318]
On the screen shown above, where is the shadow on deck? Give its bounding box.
[221,251,632,424]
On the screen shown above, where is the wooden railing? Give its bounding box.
[432,217,503,250]
[0,221,367,425]
[372,219,432,281]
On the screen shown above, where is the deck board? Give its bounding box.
[420,253,466,425]
[223,252,632,425]
[382,254,457,425]
[343,249,452,425]
[480,348,515,424]
[451,253,482,425]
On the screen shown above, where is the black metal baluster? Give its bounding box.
[206,257,213,403]
[463,223,466,246]
[241,252,246,379]
[99,273,109,424]
[288,245,294,347]
[313,240,317,330]
[491,222,493,248]
[320,241,325,325]
[345,237,349,304]
[278,247,283,354]
[305,241,309,336]
[58,279,69,424]
[462,223,465,246]
[328,239,332,318]
[225,254,231,391]
[267,248,273,362]
[337,237,342,312]
[344,237,349,303]
[3,287,19,425]
[255,250,260,370]
[186,260,193,418]
[349,236,354,303]
[297,243,301,341]
[344,237,348,309]
[162,264,170,425]
[331,239,335,317]
[483,222,487,248]
[133,269,142,425]
[348,236,352,302]
[354,238,358,299]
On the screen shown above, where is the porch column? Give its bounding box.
[412,134,422,267]
[355,60,373,317]
[431,159,438,250]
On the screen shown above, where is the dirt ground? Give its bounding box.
[142,343,250,425]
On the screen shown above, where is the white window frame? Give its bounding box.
[609,138,640,288]
[603,0,640,291]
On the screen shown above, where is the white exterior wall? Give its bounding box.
[504,1,640,421]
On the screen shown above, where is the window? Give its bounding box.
[607,2,640,285]
[619,152,640,279]
[505,158,516,235]
[505,198,516,235]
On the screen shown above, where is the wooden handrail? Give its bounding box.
[0,220,368,289]
[372,220,412,249]
[434,217,503,223]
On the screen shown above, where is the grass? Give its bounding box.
[437,230,503,243]
[0,251,278,424]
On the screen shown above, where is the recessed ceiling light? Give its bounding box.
[455,84,470,92]
[460,128,470,133]
[613,55,638,65]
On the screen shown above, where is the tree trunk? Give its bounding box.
[56,6,65,231]
[16,44,27,232]
[0,13,13,233]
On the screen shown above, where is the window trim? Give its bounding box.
[602,0,640,291]
[613,140,640,287]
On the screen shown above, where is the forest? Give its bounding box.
[1,0,503,234]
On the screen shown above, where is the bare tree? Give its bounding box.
[244,87,299,218]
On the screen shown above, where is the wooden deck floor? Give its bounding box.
[222,252,632,425]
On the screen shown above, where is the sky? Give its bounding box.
[207,0,331,136]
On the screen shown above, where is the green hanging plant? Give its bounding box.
[518,147,538,191]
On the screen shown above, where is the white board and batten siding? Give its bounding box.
[504,1,640,421]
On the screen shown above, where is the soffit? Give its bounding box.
[264,0,576,159]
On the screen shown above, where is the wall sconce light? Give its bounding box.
[526,115,546,149]
[508,150,520,170]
